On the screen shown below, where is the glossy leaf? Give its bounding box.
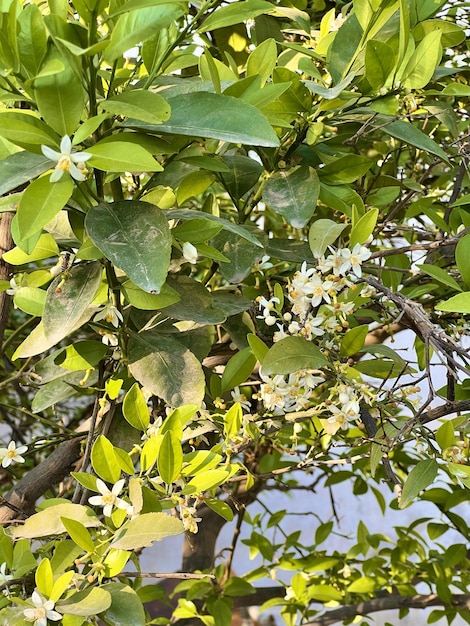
[86,201,171,294]
[111,513,184,549]
[17,175,73,240]
[340,325,369,357]
[436,293,470,314]
[158,430,183,485]
[221,347,257,392]
[0,150,51,196]
[128,331,205,407]
[261,336,329,376]
[86,142,163,172]
[60,517,95,553]
[105,4,186,61]
[309,219,347,258]
[99,90,170,124]
[123,383,150,431]
[56,587,112,616]
[91,435,122,483]
[417,264,462,292]
[365,40,395,90]
[0,112,58,150]
[198,0,273,32]
[350,208,378,247]
[382,119,450,163]
[101,583,146,626]
[400,459,439,508]
[402,30,442,89]
[318,156,373,185]
[131,92,279,147]
[264,166,319,228]
[55,341,107,371]
[43,262,102,345]
[455,234,470,288]
[122,280,180,310]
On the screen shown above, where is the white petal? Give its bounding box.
[112,479,125,496]
[60,135,72,154]
[95,478,109,495]
[69,163,85,181]
[50,169,64,183]
[71,151,92,163]
[41,144,60,161]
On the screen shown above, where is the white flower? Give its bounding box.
[23,590,62,626]
[94,303,123,328]
[0,441,27,468]
[100,330,119,346]
[182,242,198,264]
[338,244,371,278]
[231,387,251,412]
[41,135,92,183]
[88,478,128,517]
[5,277,19,296]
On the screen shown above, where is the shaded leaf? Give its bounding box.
[128,331,205,407]
[264,166,319,228]
[86,201,171,294]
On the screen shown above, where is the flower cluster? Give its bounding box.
[256,245,373,424]
[177,496,202,534]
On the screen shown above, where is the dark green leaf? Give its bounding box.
[264,166,319,228]
[400,459,439,508]
[0,151,51,196]
[86,201,171,294]
[382,119,450,163]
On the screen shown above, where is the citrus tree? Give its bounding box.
[0,0,469,624]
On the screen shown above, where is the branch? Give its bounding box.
[0,436,84,523]
[0,211,14,356]
[303,592,470,626]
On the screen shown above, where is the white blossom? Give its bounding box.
[94,303,123,328]
[5,277,19,296]
[231,387,251,412]
[182,241,198,264]
[88,478,128,517]
[23,590,62,626]
[100,330,119,346]
[338,244,371,278]
[41,135,91,183]
[0,441,27,468]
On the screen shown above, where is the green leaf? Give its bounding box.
[123,383,150,431]
[36,558,54,597]
[436,293,470,314]
[308,584,343,603]
[99,90,170,124]
[365,40,395,90]
[263,166,319,228]
[400,459,439,508]
[101,583,146,626]
[111,513,184,549]
[0,150,51,196]
[13,287,46,317]
[219,155,262,199]
[212,228,266,284]
[164,275,226,324]
[7,504,100,539]
[198,0,273,32]
[318,156,373,184]
[347,576,376,593]
[86,201,171,294]
[0,112,58,150]
[17,175,73,240]
[308,219,347,257]
[182,468,234,495]
[340,325,369,357]
[246,38,277,86]
[456,234,470,288]
[55,341,107,371]
[87,141,163,172]
[91,436,122,483]
[158,431,183,484]
[382,119,450,163]
[122,280,180,310]
[204,499,234,522]
[402,30,442,89]
[261,336,329,376]
[128,331,205,407]
[60,517,95,553]
[435,420,455,452]
[129,92,279,147]
[172,218,223,244]
[417,264,462,292]
[350,208,378,247]
[34,51,85,136]
[168,209,263,248]
[105,4,186,62]
[248,334,269,362]
[57,587,112,616]
[221,347,256,392]
[43,262,102,345]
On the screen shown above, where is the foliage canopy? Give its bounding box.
[0,0,469,625]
